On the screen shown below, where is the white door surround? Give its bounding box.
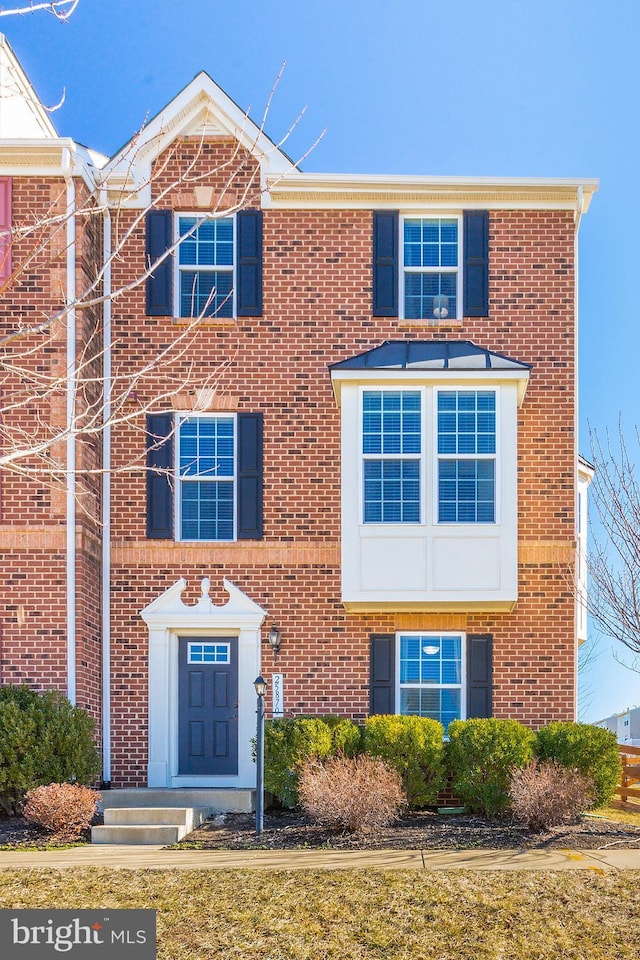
[140,576,266,788]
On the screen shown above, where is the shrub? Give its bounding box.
[22,783,100,839]
[318,717,362,757]
[447,718,535,816]
[509,760,593,831]
[0,686,101,816]
[264,718,333,807]
[362,715,445,807]
[298,755,406,834]
[534,722,621,808]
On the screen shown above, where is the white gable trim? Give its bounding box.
[0,34,57,139]
[141,577,267,788]
[102,73,295,208]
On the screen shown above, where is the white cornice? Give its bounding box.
[0,139,98,189]
[264,173,599,211]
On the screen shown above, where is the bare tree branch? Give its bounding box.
[0,0,80,20]
[587,422,640,662]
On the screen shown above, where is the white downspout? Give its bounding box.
[573,185,584,721]
[64,152,76,705]
[101,188,112,783]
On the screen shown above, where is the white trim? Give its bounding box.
[141,577,266,789]
[432,386,500,526]
[399,214,462,322]
[173,212,236,320]
[395,631,467,724]
[174,412,237,543]
[359,385,423,525]
[358,385,500,529]
[332,368,530,409]
[101,189,112,781]
[64,160,76,705]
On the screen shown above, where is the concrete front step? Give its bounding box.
[92,824,186,845]
[104,807,207,828]
[99,788,255,814]
[93,807,210,845]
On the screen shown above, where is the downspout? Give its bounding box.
[100,186,112,784]
[64,151,77,705]
[573,185,584,721]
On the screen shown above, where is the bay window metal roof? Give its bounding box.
[330,340,532,372]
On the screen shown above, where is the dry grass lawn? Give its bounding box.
[0,868,638,959]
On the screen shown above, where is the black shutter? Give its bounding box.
[372,211,399,317]
[236,210,263,317]
[463,210,489,317]
[467,633,493,718]
[146,210,173,316]
[237,413,263,539]
[369,634,395,715]
[146,414,173,539]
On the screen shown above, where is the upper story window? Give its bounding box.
[176,215,234,318]
[362,390,421,523]
[372,210,488,320]
[177,414,235,540]
[146,209,263,320]
[437,390,496,523]
[361,387,497,525]
[403,217,461,320]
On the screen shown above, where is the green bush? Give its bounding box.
[362,715,445,807]
[447,718,535,816]
[263,718,333,807]
[534,722,621,808]
[318,717,362,757]
[0,686,101,816]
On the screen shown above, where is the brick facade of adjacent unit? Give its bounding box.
[0,85,586,787]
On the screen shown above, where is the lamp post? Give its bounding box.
[254,675,267,836]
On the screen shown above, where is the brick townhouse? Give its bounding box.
[0,35,596,792]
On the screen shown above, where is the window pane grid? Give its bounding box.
[363,390,421,524]
[178,416,235,541]
[188,642,231,664]
[403,218,459,320]
[437,391,496,524]
[399,634,462,732]
[177,216,233,318]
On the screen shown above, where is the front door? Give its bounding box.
[178,637,238,775]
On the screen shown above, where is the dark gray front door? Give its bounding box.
[178,637,238,775]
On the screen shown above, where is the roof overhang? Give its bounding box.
[0,138,98,188]
[330,340,532,407]
[264,172,599,212]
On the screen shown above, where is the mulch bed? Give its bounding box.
[174,809,640,851]
[2,810,640,852]
[0,816,98,850]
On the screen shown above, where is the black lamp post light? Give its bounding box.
[254,674,267,836]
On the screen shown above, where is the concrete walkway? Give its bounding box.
[0,846,639,871]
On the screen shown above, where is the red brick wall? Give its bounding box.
[104,140,576,785]
[0,142,578,787]
[0,176,102,734]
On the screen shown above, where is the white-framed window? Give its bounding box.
[187,642,231,664]
[175,413,236,541]
[175,214,234,318]
[362,389,422,523]
[401,216,462,320]
[361,386,497,525]
[436,389,497,523]
[398,632,465,732]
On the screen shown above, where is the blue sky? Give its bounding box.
[4,0,639,721]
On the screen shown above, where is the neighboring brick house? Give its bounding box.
[0,37,597,791]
